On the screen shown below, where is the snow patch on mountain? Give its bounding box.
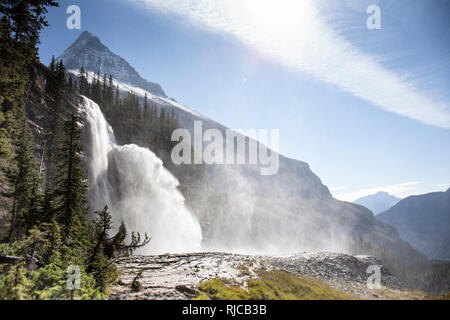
[68,69,204,119]
[58,31,167,97]
[355,192,401,215]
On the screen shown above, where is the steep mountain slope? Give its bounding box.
[378,189,450,260]
[355,192,401,215]
[57,31,166,97]
[56,32,431,286]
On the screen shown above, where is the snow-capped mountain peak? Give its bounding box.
[354,191,401,215]
[57,31,167,97]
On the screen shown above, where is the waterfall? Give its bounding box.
[82,96,202,254]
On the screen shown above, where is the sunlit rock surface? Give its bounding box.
[109,252,420,300]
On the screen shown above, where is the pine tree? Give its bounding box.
[160,107,166,126]
[41,185,54,223]
[46,60,67,184]
[170,109,176,128]
[0,0,59,59]
[114,85,120,113]
[102,73,107,106]
[86,206,120,291]
[68,76,73,91]
[8,118,39,242]
[143,93,149,125]
[49,55,55,73]
[78,67,89,96]
[109,221,127,257]
[87,206,112,273]
[0,16,27,114]
[87,206,150,289]
[150,103,157,123]
[53,112,88,244]
[42,219,62,263]
[22,173,43,232]
[93,71,102,105]
[159,107,167,141]
[134,92,141,121]
[108,75,113,103]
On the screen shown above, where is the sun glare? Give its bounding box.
[241,0,315,35]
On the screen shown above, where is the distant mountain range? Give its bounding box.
[355,192,401,215]
[378,188,450,260]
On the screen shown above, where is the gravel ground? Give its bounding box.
[109,252,422,300]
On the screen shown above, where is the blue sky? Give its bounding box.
[38,0,450,201]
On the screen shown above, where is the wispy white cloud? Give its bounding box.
[125,0,450,129]
[333,181,421,202]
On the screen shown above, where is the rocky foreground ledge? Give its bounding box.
[109,252,423,300]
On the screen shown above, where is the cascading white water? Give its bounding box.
[82,96,202,254]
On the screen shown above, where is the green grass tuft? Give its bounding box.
[194,270,356,300]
